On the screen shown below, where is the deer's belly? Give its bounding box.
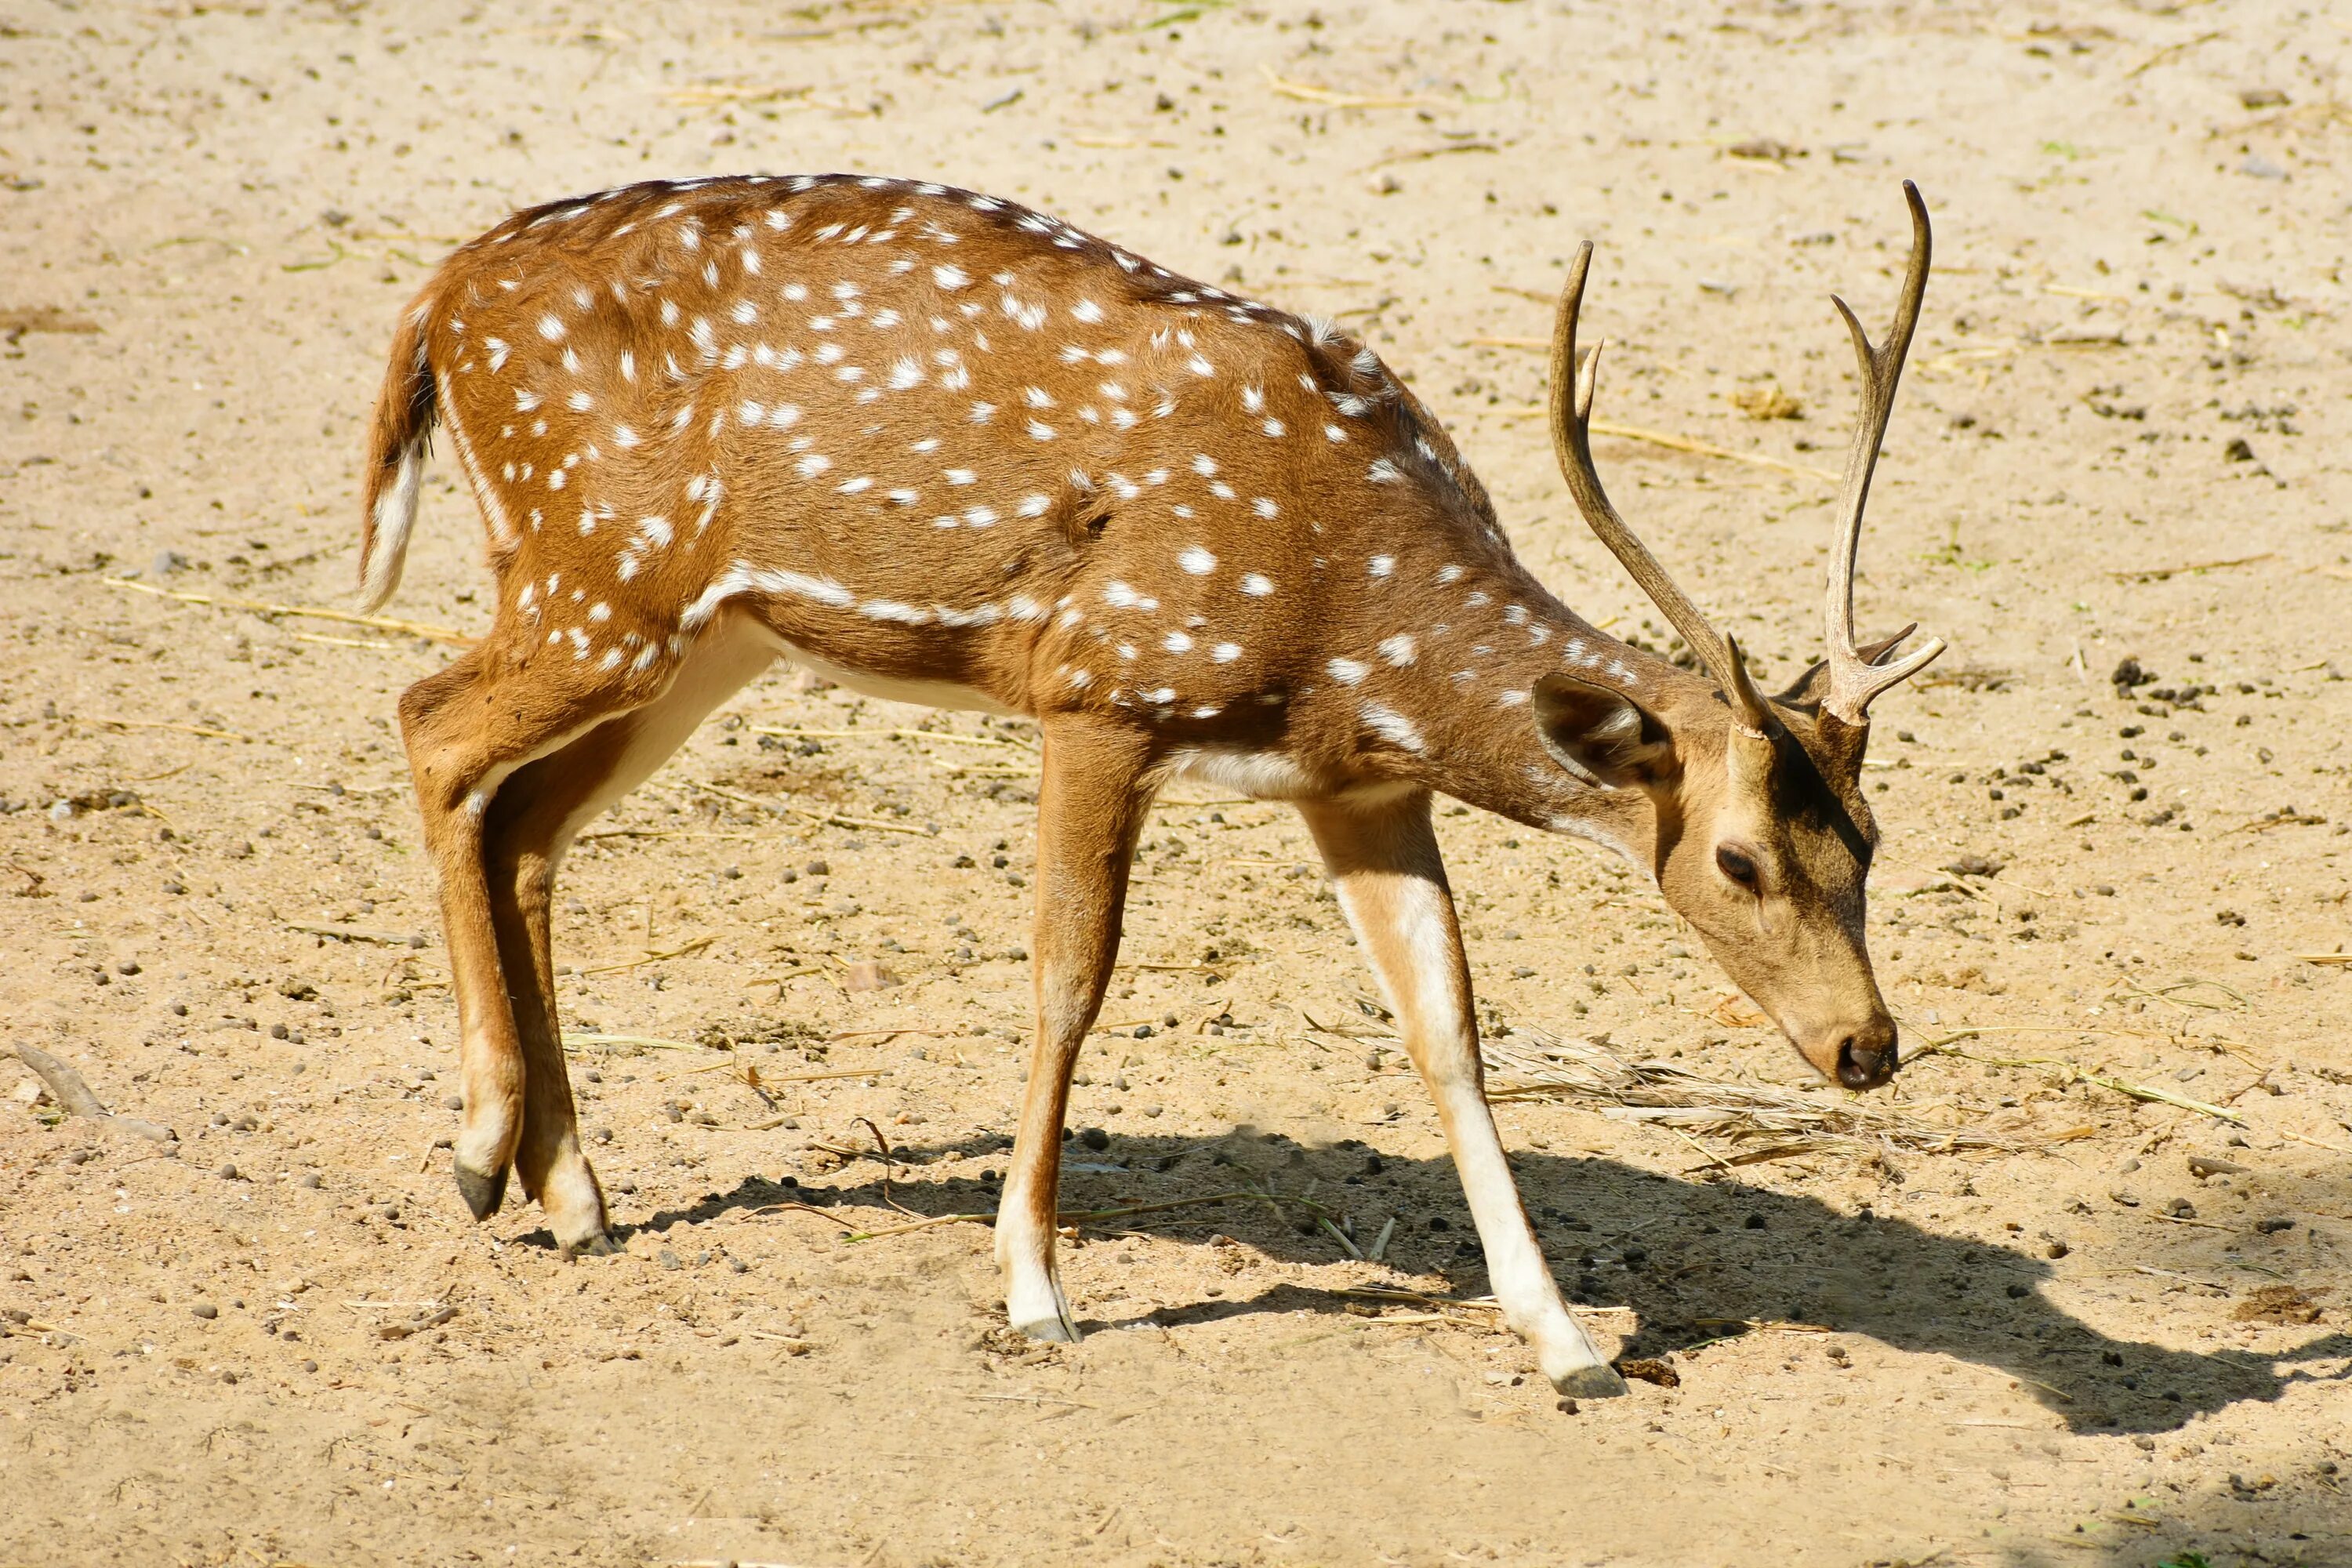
[751,622,1022,717]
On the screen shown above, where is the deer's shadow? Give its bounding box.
[607,1124,2349,1436]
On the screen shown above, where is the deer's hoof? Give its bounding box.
[1011,1311,1081,1344]
[1551,1362,1631,1399]
[563,1229,621,1259]
[453,1161,508,1221]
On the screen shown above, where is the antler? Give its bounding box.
[1820,181,1945,724]
[1549,245,1774,735]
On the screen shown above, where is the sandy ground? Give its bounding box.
[4,1,2351,1563]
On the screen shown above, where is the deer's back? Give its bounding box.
[414,175,1501,717]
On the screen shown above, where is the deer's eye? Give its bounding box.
[1715,845,1760,890]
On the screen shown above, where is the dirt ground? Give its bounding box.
[3,1,2350,1563]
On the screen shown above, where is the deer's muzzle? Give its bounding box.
[1833,1015,1900,1091]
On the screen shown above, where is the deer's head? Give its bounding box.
[1535,183,1941,1091]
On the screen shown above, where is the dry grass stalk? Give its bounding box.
[1496,408,1838,481]
[1258,66,1443,110]
[81,713,253,742]
[1930,1044,2247,1124]
[103,575,473,645]
[1479,1029,2042,1157]
[576,935,716,976]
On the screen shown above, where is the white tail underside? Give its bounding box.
[360,441,425,612]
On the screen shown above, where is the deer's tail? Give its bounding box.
[357,296,441,612]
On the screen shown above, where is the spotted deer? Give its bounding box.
[361,172,1940,1398]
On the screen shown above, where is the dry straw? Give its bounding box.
[1479,1029,2049,1163]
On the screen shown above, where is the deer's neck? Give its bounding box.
[1293,549,1686,852]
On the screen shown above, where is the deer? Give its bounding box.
[358,172,1940,1399]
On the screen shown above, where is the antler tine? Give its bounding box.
[1821,180,1946,723]
[1549,243,1773,733]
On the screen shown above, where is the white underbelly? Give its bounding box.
[759,630,1021,717]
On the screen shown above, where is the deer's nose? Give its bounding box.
[1834,1018,1900,1090]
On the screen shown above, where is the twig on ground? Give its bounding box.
[1258,65,1443,109]
[16,1043,110,1118]
[561,1032,702,1053]
[856,1116,916,1215]
[287,921,425,946]
[1480,1029,2048,1156]
[694,782,931,837]
[1495,409,1838,481]
[1934,1045,2246,1124]
[377,1305,459,1341]
[838,1188,1338,1244]
[102,576,473,645]
[747,724,1031,750]
[2125,30,2224,78]
[1319,1215,1366,1259]
[2106,553,2272,584]
[576,935,715,975]
[80,714,253,742]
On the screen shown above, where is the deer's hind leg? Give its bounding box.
[400,639,637,1225]
[477,615,776,1252]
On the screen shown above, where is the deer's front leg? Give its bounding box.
[996,717,1157,1342]
[1299,790,1628,1399]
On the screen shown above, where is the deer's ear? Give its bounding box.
[1533,673,1674,788]
[1775,626,1920,711]
[1774,657,1832,712]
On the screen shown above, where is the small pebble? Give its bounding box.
[217,1163,238,1181]
[191,1303,218,1320]
[298,1173,322,1189]
[1078,1127,1110,1152]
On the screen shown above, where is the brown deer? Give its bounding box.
[360,173,1939,1398]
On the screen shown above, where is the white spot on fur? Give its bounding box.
[1359,702,1425,753]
